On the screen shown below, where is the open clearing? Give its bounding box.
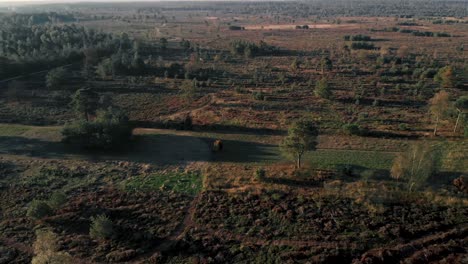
[244,23,361,30]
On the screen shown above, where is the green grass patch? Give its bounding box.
[0,124,31,136]
[121,172,202,195]
[305,149,395,170]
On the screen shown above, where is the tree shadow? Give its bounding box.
[207,138,281,163]
[0,134,282,164]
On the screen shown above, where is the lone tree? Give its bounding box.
[315,78,332,99]
[429,91,450,136]
[27,200,53,220]
[281,119,319,169]
[70,88,99,121]
[391,142,441,192]
[320,57,333,73]
[90,214,114,240]
[434,66,455,88]
[453,96,468,133]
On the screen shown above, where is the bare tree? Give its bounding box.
[429,91,450,136]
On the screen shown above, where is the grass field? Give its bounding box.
[121,172,203,195]
[306,149,395,170]
[0,124,32,136]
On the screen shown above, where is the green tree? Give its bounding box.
[320,57,332,73]
[46,67,67,89]
[90,214,114,240]
[70,88,99,121]
[280,120,319,168]
[434,66,455,88]
[62,107,131,150]
[48,192,67,210]
[314,78,332,99]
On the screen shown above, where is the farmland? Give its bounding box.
[0,0,467,263]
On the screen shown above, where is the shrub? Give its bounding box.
[47,192,67,210]
[342,123,361,136]
[62,107,132,150]
[27,200,53,219]
[90,214,114,240]
[252,91,265,100]
[314,78,332,99]
[254,168,266,181]
[398,123,409,131]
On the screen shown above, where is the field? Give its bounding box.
[0,1,467,263]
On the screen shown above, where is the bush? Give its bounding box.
[314,78,332,99]
[254,168,266,181]
[90,214,114,240]
[27,200,53,219]
[336,164,356,177]
[47,192,67,210]
[398,123,409,131]
[252,91,265,101]
[342,123,361,136]
[62,107,132,150]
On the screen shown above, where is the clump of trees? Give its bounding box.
[344,34,372,41]
[350,42,377,50]
[229,25,245,30]
[280,119,319,169]
[62,88,132,150]
[62,107,132,150]
[229,40,279,58]
[96,51,146,78]
[0,23,121,79]
[27,191,67,219]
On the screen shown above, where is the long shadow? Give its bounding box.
[0,134,281,164]
[131,121,285,136]
[262,176,321,188]
[207,138,280,163]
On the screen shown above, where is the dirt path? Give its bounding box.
[130,190,359,263]
[130,195,200,263]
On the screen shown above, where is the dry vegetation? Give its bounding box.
[0,0,467,263]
